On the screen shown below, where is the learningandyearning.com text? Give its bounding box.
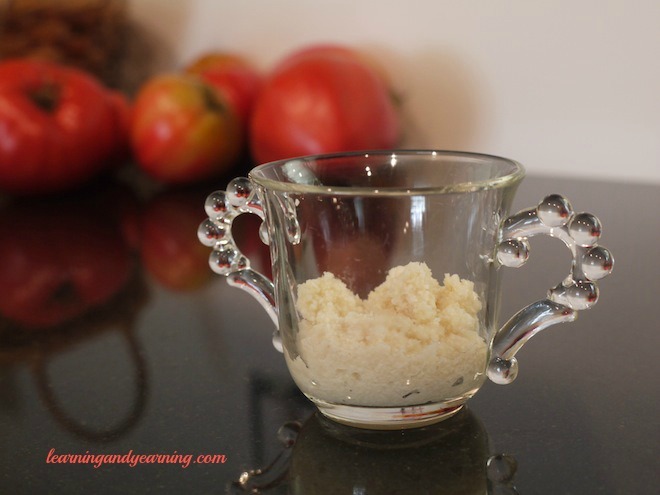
[46,448,227,469]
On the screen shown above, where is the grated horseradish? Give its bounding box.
[286,262,488,407]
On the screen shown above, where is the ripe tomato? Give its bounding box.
[0,59,123,194]
[130,74,241,184]
[250,45,400,164]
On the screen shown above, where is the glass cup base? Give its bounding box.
[310,397,467,430]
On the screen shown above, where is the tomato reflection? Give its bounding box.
[0,190,135,330]
[139,184,272,292]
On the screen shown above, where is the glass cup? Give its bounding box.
[198,150,613,429]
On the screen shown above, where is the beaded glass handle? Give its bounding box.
[488,194,614,384]
[198,178,283,350]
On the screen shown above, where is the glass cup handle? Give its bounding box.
[198,178,281,350]
[488,194,614,384]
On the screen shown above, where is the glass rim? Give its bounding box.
[249,149,526,196]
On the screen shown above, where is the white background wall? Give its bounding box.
[128,0,659,184]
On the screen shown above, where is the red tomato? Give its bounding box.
[0,59,123,194]
[130,74,241,184]
[250,46,400,164]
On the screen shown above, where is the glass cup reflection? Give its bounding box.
[232,407,519,494]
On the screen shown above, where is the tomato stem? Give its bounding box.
[49,281,79,306]
[29,83,61,113]
[201,84,225,114]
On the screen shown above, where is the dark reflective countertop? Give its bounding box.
[0,173,658,494]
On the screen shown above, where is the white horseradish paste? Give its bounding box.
[286,262,488,407]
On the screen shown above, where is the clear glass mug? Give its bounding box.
[198,150,613,429]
